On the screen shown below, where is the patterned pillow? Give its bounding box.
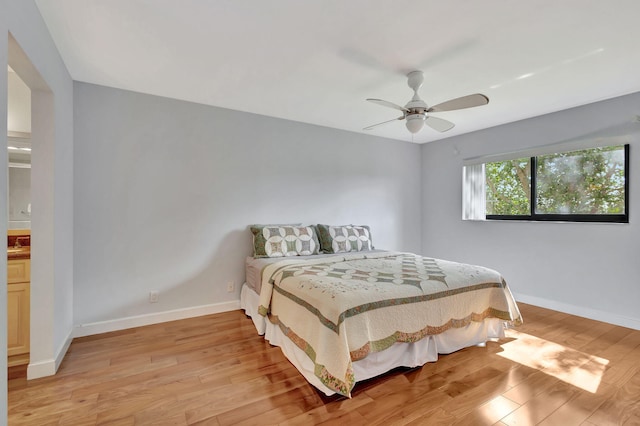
[251,225,320,258]
[316,224,373,254]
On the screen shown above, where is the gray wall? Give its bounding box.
[73,82,422,326]
[421,92,640,329]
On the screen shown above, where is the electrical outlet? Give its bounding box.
[149,291,159,303]
[226,281,235,293]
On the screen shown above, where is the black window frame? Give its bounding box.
[486,144,629,223]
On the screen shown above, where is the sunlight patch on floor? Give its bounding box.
[498,329,609,393]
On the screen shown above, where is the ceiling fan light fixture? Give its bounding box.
[405,114,425,133]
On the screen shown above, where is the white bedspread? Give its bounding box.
[257,251,522,396]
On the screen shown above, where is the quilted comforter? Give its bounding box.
[257,251,522,396]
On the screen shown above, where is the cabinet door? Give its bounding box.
[8,259,30,284]
[8,282,30,356]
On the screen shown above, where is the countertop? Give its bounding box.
[7,247,30,260]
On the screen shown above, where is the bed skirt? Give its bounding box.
[240,283,506,396]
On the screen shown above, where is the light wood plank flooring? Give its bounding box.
[8,303,640,425]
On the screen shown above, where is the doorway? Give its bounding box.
[7,32,56,381]
[6,65,31,377]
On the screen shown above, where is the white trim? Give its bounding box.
[27,359,56,380]
[73,300,241,338]
[54,329,74,372]
[26,328,77,380]
[515,292,640,331]
[28,329,73,381]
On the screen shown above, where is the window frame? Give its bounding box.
[485,144,629,223]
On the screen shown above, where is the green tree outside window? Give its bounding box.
[485,145,626,218]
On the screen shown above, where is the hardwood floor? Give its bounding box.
[8,303,640,425]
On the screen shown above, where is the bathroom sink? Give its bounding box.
[7,247,30,257]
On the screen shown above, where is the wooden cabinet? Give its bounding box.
[7,259,30,365]
[8,258,30,284]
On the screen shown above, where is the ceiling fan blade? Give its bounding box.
[425,116,455,132]
[363,116,405,131]
[367,98,409,112]
[427,94,489,113]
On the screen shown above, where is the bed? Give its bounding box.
[241,225,522,397]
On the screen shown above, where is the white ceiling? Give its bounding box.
[35,0,640,144]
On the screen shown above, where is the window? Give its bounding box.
[464,144,629,223]
[485,157,531,216]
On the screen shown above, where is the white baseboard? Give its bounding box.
[55,329,74,371]
[27,328,78,380]
[27,359,56,380]
[73,300,241,338]
[515,292,640,331]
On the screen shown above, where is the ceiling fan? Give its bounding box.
[364,70,489,134]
